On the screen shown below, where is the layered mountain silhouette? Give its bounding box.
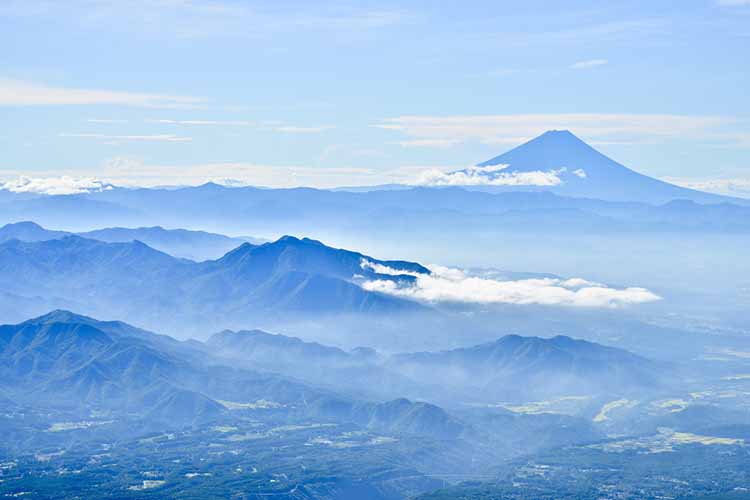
[209,329,352,367]
[473,130,737,204]
[390,334,665,401]
[0,220,70,242]
[0,234,427,332]
[3,130,750,240]
[0,221,259,260]
[210,329,667,404]
[0,311,464,438]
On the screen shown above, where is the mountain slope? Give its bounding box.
[0,311,322,424]
[474,130,739,204]
[79,225,259,261]
[0,221,260,260]
[209,328,352,367]
[0,311,467,439]
[208,327,667,405]
[0,235,426,334]
[390,334,665,401]
[0,221,69,243]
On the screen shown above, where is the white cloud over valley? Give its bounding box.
[361,260,661,308]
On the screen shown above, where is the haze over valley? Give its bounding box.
[2,1,749,498]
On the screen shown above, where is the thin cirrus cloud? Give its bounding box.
[360,260,661,308]
[146,119,255,126]
[569,59,609,69]
[86,119,331,132]
[0,1,408,39]
[59,133,192,143]
[392,139,464,148]
[0,78,204,108]
[662,177,750,198]
[87,118,129,124]
[375,113,740,147]
[271,125,335,133]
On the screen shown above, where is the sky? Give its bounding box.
[1,0,749,193]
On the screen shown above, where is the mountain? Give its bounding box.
[474,130,739,204]
[0,221,69,243]
[4,160,750,247]
[209,328,666,405]
[0,310,224,425]
[0,311,466,440]
[209,329,352,368]
[0,221,260,260]
[79,225,261,261]
[309,397,465,440]
[390,334,665,401]
[207,329,431,401]
[0,235,426,334]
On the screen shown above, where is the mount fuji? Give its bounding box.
[463,130,742,205]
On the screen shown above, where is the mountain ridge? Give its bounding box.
[0,221,261,261]
[0,234,428,334]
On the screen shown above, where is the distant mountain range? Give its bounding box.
[389,334,665,401]
[0,311,464,438]
[0,221,262,260]
[210,328,667,404]
[0,310,664,436]
[2,132,750,241]
[0,233,427,333]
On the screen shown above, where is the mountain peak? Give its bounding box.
[478,129,598,169]
[468,129,739,204]
[539,128,577,138]
[23,309,97,326]
[276,235,325,246]
[1,221,45,230]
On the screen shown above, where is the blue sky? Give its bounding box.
[1,0,749,193]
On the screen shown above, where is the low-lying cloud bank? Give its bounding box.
[0,176,114,196]
[412,164,586,187]
[361,260,660,308]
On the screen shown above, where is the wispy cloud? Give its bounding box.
[375,113,742,147]
[93,157,413,188]
[361,261,660,308]
[392,139,463,148]
[716,0,750,6]
[271,125,335,133]
[662,176,750,199]
[570,59,608,69]
[147,119,254,126]
[59,133,192,143]
[0,1,408,39]
[0,176,113,195]
[478,19,667,48]
[87,118,129,124]
[0,78,204,108]
[0,159,432,191]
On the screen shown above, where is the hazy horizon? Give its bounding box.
[1,2,749,500]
